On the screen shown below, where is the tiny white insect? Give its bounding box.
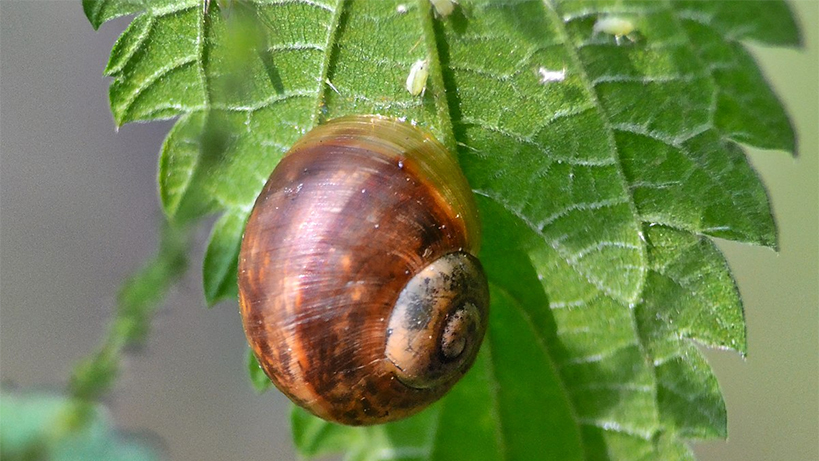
[537,66,567,84]
[406,59,430,97]
[430,0,457,18]
[396,4,409,14]
[593,16,637,44]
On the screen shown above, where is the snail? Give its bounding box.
[238,115,489,425]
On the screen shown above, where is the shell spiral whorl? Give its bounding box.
[238,115,489,425]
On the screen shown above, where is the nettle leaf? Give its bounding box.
[86,0,800,459]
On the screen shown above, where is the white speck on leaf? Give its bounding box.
[537,66,567,84]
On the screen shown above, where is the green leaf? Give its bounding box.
[293,405,440,461]
[636,224,745,439]
[203,210,247,305]
[672,0,801,47]
[246,348,273,394]
[158,111,208,217]
[83,0,146,30]
[0,390,159,461]
[675,14,796,152]
[617,130,777,247]
[86,0,801,459]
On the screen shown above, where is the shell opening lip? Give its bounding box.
[384,252,489,391]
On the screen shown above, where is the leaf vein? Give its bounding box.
[118,57,199,121]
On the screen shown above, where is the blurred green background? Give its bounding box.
[1,1,816,460]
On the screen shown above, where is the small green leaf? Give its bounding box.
[292,407,357,459]
[293,405,441,461]
[203,210,247,305]
[0,390,159,461]
[158,111,207,217]
[246,349,272,394]
[83,0,146,30]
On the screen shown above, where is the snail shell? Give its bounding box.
[238,115,489,425]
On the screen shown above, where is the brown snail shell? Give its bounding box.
[238,115,489,425]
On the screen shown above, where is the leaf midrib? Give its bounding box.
[544,1,648,300]
[313,0,346,126]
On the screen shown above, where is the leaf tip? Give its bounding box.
[82,0,103,30]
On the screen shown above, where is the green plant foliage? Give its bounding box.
[0,390,159,461]
[83,0,800,459]
[68,221,190,409]
[246,348,273,394]
[41,221,191,456]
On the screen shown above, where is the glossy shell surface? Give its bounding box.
[238,115,488,425]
